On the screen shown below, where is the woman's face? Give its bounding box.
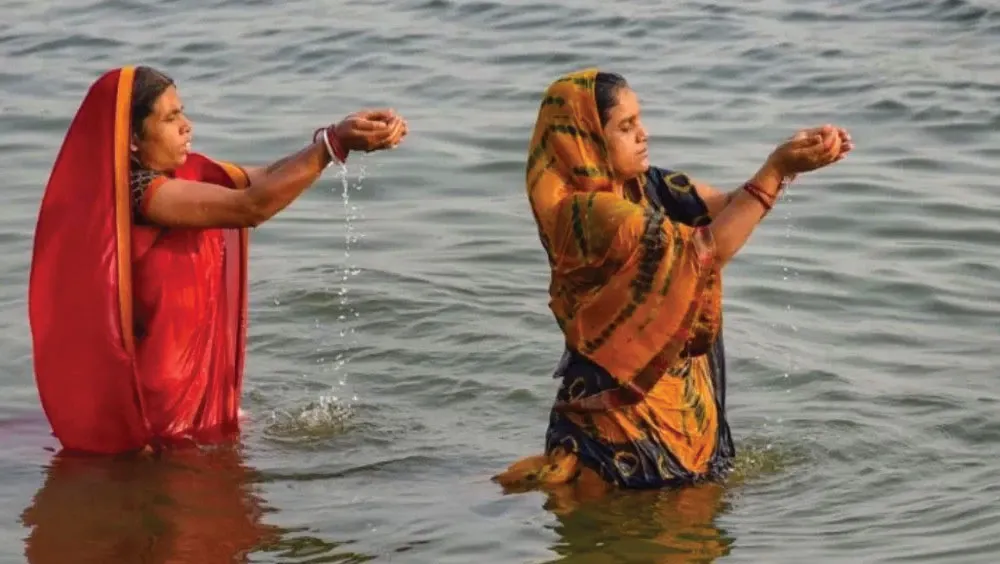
[132,85,192,172]
[602,87,650,181]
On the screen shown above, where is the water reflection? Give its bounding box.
[20,444,281,564]
[542,483,735,563]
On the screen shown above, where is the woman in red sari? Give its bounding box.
[28,65,408,455]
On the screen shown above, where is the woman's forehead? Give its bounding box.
[152,86,183,117]
[608,88,640,120]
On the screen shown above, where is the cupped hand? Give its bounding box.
[768,124,853,176]
[333,109,409,153]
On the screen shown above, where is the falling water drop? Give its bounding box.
[777,184,799,396]
[325,160,367,407]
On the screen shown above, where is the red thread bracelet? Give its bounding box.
[742,182,777,213]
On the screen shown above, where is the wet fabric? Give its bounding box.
[28,66,251,454]
[495,68,734,490]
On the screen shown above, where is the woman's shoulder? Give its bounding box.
[130,166,169,200]
[130,165,171,224]
[130,166,165,189]
[645,165,694,191]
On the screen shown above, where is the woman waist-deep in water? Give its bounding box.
[493,69,852,495]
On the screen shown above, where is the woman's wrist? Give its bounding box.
[312,126,349,166]
[739,159,793,216]
[753,158,787,196]
[741,182,775,214]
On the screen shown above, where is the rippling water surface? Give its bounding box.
[2,0,999,562]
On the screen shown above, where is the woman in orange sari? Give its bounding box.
[28,66,408,455]
[494,69,852,493]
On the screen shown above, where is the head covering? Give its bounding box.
[525,68,722,409]
[29,67,149,452]
[28,67,250,454]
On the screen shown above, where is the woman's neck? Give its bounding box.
[131,156,174,176]
[615,177,643,204]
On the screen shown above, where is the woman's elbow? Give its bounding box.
[238,195,274,228]
[243,207,269,228]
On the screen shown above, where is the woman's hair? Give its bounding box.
[595,71,629,128]
[130,66,175,138]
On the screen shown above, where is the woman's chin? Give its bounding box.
[640,156,650,170]
[627,159,650,177]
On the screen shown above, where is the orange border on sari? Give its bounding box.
[113,65,136,358]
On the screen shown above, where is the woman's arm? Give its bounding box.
[241,151,302,189]
[143,110,407,229]
[707,162,785,265]
[692,180,739,219]
[708,125,850,265]
[145,140,333,228]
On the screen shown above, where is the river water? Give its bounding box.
[2,0,998,562]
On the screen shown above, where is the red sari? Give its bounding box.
[28,66,251,454]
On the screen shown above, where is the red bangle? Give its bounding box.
[745,181,778,202]
[326,125,349,162]
[313,126,349,164]
[742,182,777,213]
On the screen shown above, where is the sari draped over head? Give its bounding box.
[28,66,251,454]
[496,68,734,491]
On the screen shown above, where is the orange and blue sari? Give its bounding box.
[28,66,251,454]
[494,69,735,491]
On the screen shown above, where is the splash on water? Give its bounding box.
[262,394,355,443]
[260,160,369,442]
[263,159,366,442]
[726,436,807,485]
